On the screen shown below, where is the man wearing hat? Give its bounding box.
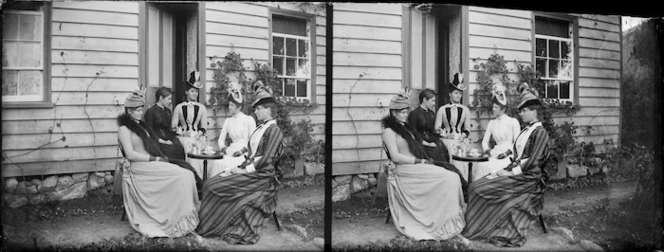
[408,88,450,162]
[462,82,551,248]
[435,72,471,139]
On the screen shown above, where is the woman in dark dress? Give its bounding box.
[462,83,550,247]
[408,88,450,162]
[195,84,284,245]
[143,87,186,160]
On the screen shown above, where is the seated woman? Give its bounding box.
[473,84,521,180]
[208,87,256,177]
[382,91,468,243]
[117,91,201,238]
[196,84,284,245]
[408,88,450,162]
[462,83,550,247]
[143,86,186,160]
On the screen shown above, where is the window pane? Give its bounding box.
[549,59,559,78]
[286,58,296,76]
[536,38,546,57]
[3,13,19,40]
[297,59,309,77]
[560,81,570,99]
[18,70,42,95]
[286,38,297,57]
[548,40,560,59]
[546,81,559,99]
[284,78,295,97]
[559,60,573,80]
[19,42,41,67]
[272,36,284,55]
[298,39,309,58]
[536,59,546,77]
[561,41,571,59]
[2,42,19,67]
[296,79,307,98]
[535,16,569,38]
[276,79,284,96]
[272,57,284,75]
[19,14,42,41]
[272,15,307,36]
[2,70,18,96]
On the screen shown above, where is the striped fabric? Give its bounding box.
[195,124,283,244]
[462,126,549,247]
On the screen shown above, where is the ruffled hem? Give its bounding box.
[165,206,200,238]
[431,205,467,240]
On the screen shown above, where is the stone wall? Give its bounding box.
[332,173,377,202]
[4,171,116,208]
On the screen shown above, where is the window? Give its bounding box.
[535,16,575,101]
[271,14,312,101]
[2,2,50,104]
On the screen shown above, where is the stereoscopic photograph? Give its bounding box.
[329,3,662,251]
[2,1,325,251]
[2,1,663,252]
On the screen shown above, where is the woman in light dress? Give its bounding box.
[382,91,469,245]
[208,87,256,177]
[117,91,199,238]
[473,84,521,180]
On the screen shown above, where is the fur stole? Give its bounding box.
[117,113,164,158]
[381,115,429,160]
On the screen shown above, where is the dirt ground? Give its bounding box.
[1,183,324,251]
[332,180,662,251]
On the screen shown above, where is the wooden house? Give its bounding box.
[331,3,621,176]
[1,1,326,178]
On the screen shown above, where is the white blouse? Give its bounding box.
[217,112,256,154]
[481,114,521,156]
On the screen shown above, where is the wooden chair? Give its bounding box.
[377,143,393,224]
[116,142,129,221]
[271,143,285,231]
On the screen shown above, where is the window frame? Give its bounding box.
[532,12,579,104]
[268,9,317,103]
[2,2,53,108]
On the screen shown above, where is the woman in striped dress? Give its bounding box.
[195,84,284,245]
[462,83,550,247]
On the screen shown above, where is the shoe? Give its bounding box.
[452,234,471,248]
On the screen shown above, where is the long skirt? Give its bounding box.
[472,156,512,181]
[207,155,246,178]
[196,167,279,244]
[122,161,200,238]
[387,163,466,240]
[424,139,450,162]
[158,138,186,161]
[462,175,544,247]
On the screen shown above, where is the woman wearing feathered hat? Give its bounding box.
[435,72,471,139]
[381,91,469,245]
[462,82,551,247]
[207,84,257,177]
[172,71,208,176]
[117,90,201,238]
[472,83,521,180]
[196,82,284,245]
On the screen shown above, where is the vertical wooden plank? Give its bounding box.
[162,11,173,88]
[462,6,470,105]
[198,2,207,105]
[139,3,147,90]
[410,10,422,89]
[43,2,52,103]
[401,5,410,89]
[425,14,436,90]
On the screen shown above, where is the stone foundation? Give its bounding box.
[4,171,116,208]
[332,173,377,202]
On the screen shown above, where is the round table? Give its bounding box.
[452,154,489,183]
[187,151,224,180]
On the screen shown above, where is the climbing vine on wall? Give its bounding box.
[208,51,322,170]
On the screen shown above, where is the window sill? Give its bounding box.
[2,101,55,109]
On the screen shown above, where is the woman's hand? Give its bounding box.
[496,169,512,177]
[230,167,248,174]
